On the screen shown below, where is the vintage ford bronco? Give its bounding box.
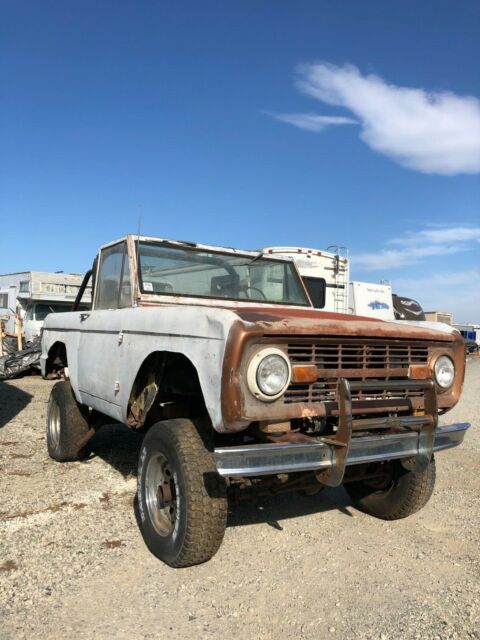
[42,235,470,567]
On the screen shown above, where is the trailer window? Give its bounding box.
[0,293,7,309]
[302,276,326,309]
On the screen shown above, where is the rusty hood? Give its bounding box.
[234,306,457,342]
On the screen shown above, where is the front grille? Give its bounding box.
[284,380,426,404]
[287,342,429,369]
[284,340,430,405]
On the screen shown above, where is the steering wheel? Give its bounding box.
[242,286,267,300]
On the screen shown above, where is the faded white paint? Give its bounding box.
[41,305,247,431]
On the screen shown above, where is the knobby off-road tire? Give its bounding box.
[344,457,436,520]
[46,381,90,462]
[137,418,227,568]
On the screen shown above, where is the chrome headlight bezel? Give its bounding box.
[247,348,292,402]
[433,354,455,390]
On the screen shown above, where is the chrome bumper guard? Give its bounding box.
[215,379,470,484]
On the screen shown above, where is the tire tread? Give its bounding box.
[138,418,227,567]
[345,457,436,521]
[47,381,90,462]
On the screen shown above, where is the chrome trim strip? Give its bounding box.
[432,422,470,452]
[215,441,332,477]
[214,423,470,478]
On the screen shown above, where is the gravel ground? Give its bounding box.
[1,359,479,640]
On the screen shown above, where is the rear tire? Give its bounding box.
[344,457,436,520]
[137,418,227,567]
[46,381,90,462]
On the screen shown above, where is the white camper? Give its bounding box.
[0,271,90,343]
[349,281,395,320]
[263,247,349,313]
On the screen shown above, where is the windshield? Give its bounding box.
[138,242,310,306]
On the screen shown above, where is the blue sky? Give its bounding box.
[1,1,479,321]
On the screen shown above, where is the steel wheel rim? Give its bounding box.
[145,452,178,537]
[48,398,61,449]
[364,463,395,493]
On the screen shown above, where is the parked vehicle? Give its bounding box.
[42,235,469,567]
[0,271,91,344]
[392,295,426,321]
[464,338,479,354]
[453,323,480,349]
[263,246,349,313]
[349,281,394,320]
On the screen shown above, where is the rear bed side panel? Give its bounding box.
[41,311,83,399]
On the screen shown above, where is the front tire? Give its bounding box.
[344,457,436,520]
[137,418,227,567]
[46,381,90,462]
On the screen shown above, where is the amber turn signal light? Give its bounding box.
[291,364,318,384]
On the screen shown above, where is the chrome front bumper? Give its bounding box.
[214,422,470,478]
[215,377,470,484]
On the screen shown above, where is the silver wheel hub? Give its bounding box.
[145,452,178,537]
[48,398,61,449]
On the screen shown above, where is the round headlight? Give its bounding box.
[257,354,290,396]
[434,355,455,389]
[247,348,291,401]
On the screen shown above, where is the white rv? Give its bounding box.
[0,271,91,343]
[349,281,395,320]
[262,247,349,313]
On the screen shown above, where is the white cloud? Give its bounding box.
[391,226,480,246]
[352,225,480,270]
[353,244,469,270]
[277,62,480,175]
[395,269,480,290]
[270,112,357,132]
[351,225,480,322]
[393,269,480,323]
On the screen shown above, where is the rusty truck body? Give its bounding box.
[41,235,470,567]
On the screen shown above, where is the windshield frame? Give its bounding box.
[136,240,312,307]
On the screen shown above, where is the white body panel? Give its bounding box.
[24,319,43,343]
[389,320,459,335]
[41,306,240,431]
[349,281,395,320]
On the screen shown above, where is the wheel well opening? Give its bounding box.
[127,351,207,428]
[46,342,67,377]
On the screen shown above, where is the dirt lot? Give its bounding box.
[1,359,479,640]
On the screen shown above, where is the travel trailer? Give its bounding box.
[348,281,395,320]
[0,271,90,343]
[262,246,349,313]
